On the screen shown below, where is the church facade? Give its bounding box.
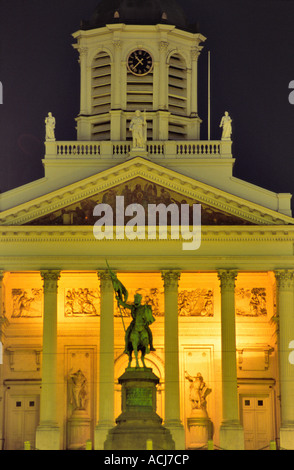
[1,0,294,451]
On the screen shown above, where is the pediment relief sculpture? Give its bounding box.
[27,178,254,227]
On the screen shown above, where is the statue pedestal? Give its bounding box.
[187,409,213,449]
[67,410,91,450]
[104,368,175,450]
[128,148,149,159]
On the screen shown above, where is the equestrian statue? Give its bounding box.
[106,262,156,368]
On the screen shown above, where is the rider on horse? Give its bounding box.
[118,293,156,354]
[106,262,156,367]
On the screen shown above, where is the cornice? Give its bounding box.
[0,158,293,227]
[0,225,294,243]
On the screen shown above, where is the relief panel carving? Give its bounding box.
[64,288,100,317]
[114,287,214,317]
[235,288,267,317]
[11,289,43,318]
[178,289,214,317]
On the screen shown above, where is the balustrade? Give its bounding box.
[45,140,231,159]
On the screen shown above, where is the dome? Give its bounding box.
[81,0,198,33]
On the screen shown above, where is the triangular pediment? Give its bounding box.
[0,158,293,226]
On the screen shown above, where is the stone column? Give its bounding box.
[78,47,89,115]
[36,270,61,450]
[161,270,185,450]
[218,270,244,450]
[112,39,122,110]
[158,41,169,111]
[95,270,115,450]
[0,271,7,451]
[190,48,200,117]
[275,270,294,449]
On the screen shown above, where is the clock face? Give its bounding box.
[127,49,153,76]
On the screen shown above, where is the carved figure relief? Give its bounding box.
[28,177,254,227]
[114,287,214,318]
[236,288,267,317]
[178,289,214,317]
[12,288,43,318]
[65,288,100,317]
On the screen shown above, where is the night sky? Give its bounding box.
[0,0,294,213]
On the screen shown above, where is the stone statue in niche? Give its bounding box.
[68,369,88,411]
[129,110,147,149]
[219,111,232,140]
[45,112,56,141]
[185,371,212,413]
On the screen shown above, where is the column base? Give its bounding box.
[280,425,294,450]
[35,423,61,450]
[165,420,186,450]
[95,422,115,450]
[219,422,244,450]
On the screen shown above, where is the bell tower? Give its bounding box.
[72,0,206,142]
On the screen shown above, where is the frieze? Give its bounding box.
[235,287,267,317]
[114,287,214,317]
[178,289,214,317]
[65,288,100,317]
[12,288,43,318]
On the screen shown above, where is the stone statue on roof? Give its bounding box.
[220,111,232,140]
[45,112,56,141]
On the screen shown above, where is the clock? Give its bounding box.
[127,49,153,76]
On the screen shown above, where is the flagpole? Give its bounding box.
[208,50,211,141]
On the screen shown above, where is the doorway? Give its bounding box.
[5,393,40,450]
[240,395,273,450]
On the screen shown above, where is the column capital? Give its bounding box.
[191,47,201,61]
[159,40,169,52]
[218,270,238,289]
[161,270,181,289]
[112,39,122,49]
[41,270,61,293]
[275,269,294,290]
[98,270,114,291]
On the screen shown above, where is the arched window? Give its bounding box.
[168,53,187,116]
[91,52,111,140]
[168,53,188,139]
[91,51,111,116]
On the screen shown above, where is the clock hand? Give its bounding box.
[134,54,144,66]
